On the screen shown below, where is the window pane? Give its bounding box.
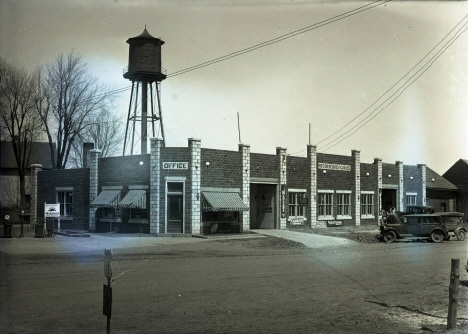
[168,182,183,192]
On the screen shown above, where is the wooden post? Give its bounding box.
[447,258,460,330]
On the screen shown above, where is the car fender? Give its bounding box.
[429,227,448,237]
[381,228,399,238]
[454,227,466,234]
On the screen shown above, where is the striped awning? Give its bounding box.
[202,192,249,212]
[119,190,146,209]
[91,190,120,208]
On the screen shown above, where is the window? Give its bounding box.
[57,191,73,217]
[288,192,306,217]
[318,193,333,217]
[361,194,374,217]
[130,208,148,219]
[406,195,417,205]
[337,194,351,217]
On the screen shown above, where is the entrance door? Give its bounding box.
[250,184,276,229]
[382,189,397,213]
[167,194,183,233]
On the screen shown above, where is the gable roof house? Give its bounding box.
[443,159,468,213]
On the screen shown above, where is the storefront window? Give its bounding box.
[318,193,333,217]
[57,191,73,217]
[361,194,374,217]
[337,194,350,217]
[288,192,306,217]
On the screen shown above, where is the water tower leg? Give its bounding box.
[142,81,148,154]
[156,82,165,147]
[123,82,135,156]
[131,82,140,155]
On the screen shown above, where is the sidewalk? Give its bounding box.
[251,229,357,248]
[1,224,362,256]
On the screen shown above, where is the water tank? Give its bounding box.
[123,28,166,82]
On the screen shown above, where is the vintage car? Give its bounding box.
[438,212,466,241]
[384,205,434,224]
[380,213,449,243]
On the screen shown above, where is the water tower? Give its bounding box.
[123,27,166,155]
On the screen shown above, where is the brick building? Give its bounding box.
[30,138,458,234]
[443,159,468,215]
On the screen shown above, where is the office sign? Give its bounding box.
[163,162,188,169]
[318,163,351,172]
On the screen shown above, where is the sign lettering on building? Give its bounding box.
[162,162,188,169]
[318,163,351,172]
[280,185,286,219]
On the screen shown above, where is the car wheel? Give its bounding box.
[382,230,396,243]
[430,230,444,243]
[456,230,466,241]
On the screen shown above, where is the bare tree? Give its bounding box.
[0,58,43,209]
[68,110,124,168]
[38,50,113,169]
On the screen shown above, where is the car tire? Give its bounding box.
[382,230,396,243]
[456,230,466,241]
[430,230,444,243]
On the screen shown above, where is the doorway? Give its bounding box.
[250,184,277,229]
[166,181,184,233]
[382,189,397,212]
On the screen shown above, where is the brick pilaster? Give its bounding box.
[396,161,404,211]
[189,138,201,235]
[307,145,317,227]
[277,147,287,230]
[239,144,250,233]
[89,149,101,232]
[150,138,163,235]
[30,164,43,224]
[418,164,427,206]
[352,150,361,226]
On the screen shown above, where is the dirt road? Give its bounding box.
[1,235,467,334]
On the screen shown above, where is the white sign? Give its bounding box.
[45,204,60,218]
[290,217,305,225]
[318,163,351,172]
[163,162,188,169]
[104,248,113,279]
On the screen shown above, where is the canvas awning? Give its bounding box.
[202,192,249,212]
[91,190,120,208]
[119,190,146,209]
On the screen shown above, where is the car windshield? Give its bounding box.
[441,216,463,225]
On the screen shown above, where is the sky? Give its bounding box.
[1,0,467,175]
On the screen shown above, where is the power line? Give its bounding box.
[316,14,468,151]
[319,21,468,153]
[167,0,390,78]
[92,1,390,99]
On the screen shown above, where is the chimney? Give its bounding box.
[83,143,95,168]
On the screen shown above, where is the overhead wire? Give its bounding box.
[288,14,468,157]
[166,0,391,78]
[90,1,389,103]
[318,18,468,153]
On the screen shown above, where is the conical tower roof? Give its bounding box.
[126,27,165,45]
